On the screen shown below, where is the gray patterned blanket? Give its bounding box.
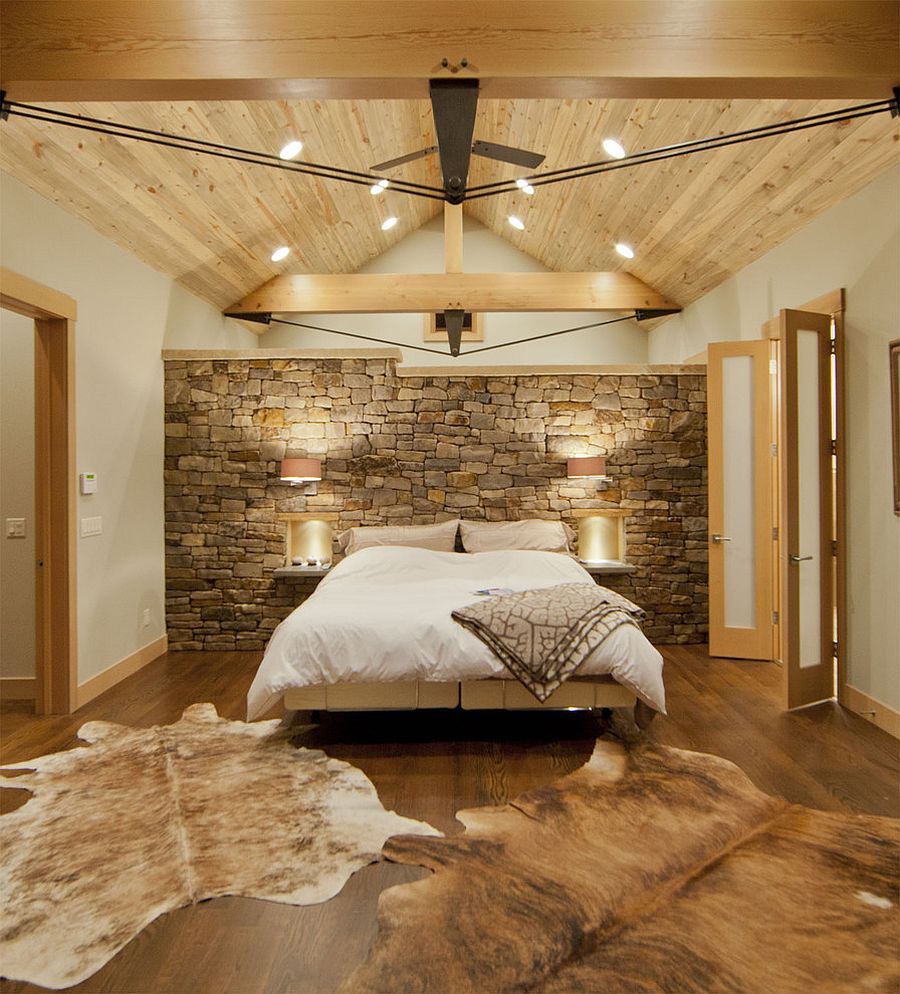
[452,583,645,702]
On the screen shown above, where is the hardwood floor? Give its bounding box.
[1,645,897,993]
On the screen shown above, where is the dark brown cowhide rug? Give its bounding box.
[0,703,439,990]
[341,740,899,994]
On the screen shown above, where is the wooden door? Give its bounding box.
[779,309,836,709]
[707,340,775,659]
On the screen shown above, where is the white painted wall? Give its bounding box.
[0,310,36,679]
[648,165,900,715]
[0,172,258,687]
[260,215,651,364]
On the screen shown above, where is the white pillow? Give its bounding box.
[338,520,460,556]
[458,519,576,554]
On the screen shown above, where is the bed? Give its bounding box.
[247,545,665,723]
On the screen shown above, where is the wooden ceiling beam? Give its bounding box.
[223,272,678,317]
[2,1,897,102]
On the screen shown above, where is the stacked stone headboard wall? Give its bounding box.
[163,352,707,650]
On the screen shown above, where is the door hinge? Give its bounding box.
[769,358,778,375]
[831,439,837,456]
[832,540,838,557]
[832,640,839,657]
[829,339,837,355]
[771,442,778,457]
[772,526,779,540]
[772,610,779,625]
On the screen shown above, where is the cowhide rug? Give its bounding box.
[0,703,439,990]
[341,740,899,994]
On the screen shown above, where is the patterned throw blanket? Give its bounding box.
[452,583,645,702]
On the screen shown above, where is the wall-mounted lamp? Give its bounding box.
[567,456,612,486]
[280,458,322,495]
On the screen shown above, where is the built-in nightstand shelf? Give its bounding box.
[571,509,630,566]
[275,512,339,569]
[273,565,331,579]
[580,561,637,576]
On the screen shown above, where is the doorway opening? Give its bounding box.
[707,289,845,711]
[0,268,77,714]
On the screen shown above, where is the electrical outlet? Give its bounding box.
[141,608,151,628]
[5,518,26,538]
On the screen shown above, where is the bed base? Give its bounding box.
[283,676,639,714]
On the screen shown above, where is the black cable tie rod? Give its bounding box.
[458,313,636,356]
[257,312,644,358]
[465,105,895,201]
[5,99,444,194]
[3,103,445,200]
[465,97,896,196]
[266,317,452,357]
[5,108,446,202]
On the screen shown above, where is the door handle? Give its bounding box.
[710,534,732,543]
[790,555,813,563]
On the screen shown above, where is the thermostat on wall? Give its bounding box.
[80,472,98,495]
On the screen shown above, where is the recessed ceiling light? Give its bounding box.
[271,246,290,262]
[381,216,398,231]
[279,140,303,160]
[515,178,536,195]
[615,242,635,259]
[602,138,626,159]
[508,215,525,231]
[370,179,390,195]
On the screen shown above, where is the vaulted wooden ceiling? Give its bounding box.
[0,95,896,312]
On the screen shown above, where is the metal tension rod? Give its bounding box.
[262,312,645,358]
[465,96,898,200]
[1,98,446,201]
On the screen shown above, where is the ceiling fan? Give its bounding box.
[371,79,545,204]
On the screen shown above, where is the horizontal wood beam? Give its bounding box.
[2,1,897,101]
[224,272,678,316]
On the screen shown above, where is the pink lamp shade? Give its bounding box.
[280,458,322,482]
[567,456,608,479]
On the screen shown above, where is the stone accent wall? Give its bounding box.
[164,356,707,650]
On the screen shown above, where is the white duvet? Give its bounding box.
[247,546,666,719]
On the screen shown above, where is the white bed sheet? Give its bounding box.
[247,546,666,719]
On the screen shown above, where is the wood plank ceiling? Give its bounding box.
[0,96,897,311]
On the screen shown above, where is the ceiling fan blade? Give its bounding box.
[370,146,439,171]
[471,140,545,170]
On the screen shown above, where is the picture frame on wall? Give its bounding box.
[891,339,900,515]
[424,311,484,343]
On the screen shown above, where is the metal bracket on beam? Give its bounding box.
[444,309,466,356]
[634,308,682,321]
[225,312,272,325]
[430,79,479,204]
[891,86,900,118]
[0,91,10,122]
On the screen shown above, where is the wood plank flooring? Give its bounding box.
[1,645,897,994]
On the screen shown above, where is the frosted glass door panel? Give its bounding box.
[706,339,773,661]
[797,330,822,668]
[722,355,756,629]
[780,307,835,709]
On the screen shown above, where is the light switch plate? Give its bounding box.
[5,518,26,538]
[80,516,102,538]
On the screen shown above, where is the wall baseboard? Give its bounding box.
[75,634,168,709]
[842,683,900,740]
[0,677,37,701]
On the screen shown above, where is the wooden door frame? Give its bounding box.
[0,268,77,714]
[767,289,845,709]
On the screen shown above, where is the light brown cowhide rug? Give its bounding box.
[341,740,899,994]
[0,703,439,990]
